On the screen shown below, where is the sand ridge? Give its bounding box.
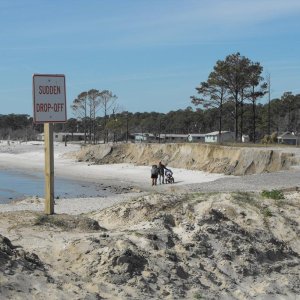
[76,142,300,175]
[0,191,299,299]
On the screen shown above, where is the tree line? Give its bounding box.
[1,91,300,143]
[1,52,300,143]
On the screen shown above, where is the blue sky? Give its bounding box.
[1,0,300,118]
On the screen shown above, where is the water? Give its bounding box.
[0,169,113,204]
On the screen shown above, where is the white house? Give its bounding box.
[133,133,156,142]
[36,132,89,142]
[205,131,235,143]
[158,134,188,143]
[242,134,250,143]
[277,132,300,145]
[187,133,205,143]
[133,133,200,143]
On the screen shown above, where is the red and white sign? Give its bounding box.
[33,74,67,123]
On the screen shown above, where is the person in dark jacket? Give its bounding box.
[151,165,159,186]
[158,161,166,184]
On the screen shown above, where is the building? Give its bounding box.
[132,133,208,143]
[158,134,188,143]
[36,132,89,142]
[242,135,250,143]
[133,133,190,143]
[187,133,206,143]
[133,133,156,142]
[277,132,300,145]
[204,131,235,143]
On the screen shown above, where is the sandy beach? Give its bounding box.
[0,140,228,213]
[1,140,300,214]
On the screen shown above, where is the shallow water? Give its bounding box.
[0,169,113,204]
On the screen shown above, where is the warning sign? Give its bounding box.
[33,74,67,123]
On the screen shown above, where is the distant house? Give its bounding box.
[132,133,216,143]
[187,133,205,143]
[133,133,156,142]
[242,134,250,143]
[277,132,300,145]
[36,132,89,142]
[36,133,44,141]
[159,134,188,143]
[205,131,235,143]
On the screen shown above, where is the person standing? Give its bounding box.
[151,165,159,186]
[158,161,166,184]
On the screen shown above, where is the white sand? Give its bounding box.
[0,140,227,185]
[0,140,228,214]
[0,194,139,214]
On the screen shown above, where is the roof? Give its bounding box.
[133,133,156,137]
[278,132,299,139]
[159,134,187,138]
[205,131,232,136]
[38,132,89,136]
[188,134,206,137]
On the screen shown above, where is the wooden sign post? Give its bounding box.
[33,74,67,215]
[44,123,54,214]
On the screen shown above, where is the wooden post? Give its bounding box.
[44,123,54,214]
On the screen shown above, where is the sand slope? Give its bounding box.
[76,143,299,175]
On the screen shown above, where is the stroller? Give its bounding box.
[165,169,174,184]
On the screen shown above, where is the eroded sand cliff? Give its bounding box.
[76,143,298,175]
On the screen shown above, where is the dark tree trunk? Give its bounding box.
[252,100,256,143]
[218,101,223,144]
[235,92,239,142]
[240,100,244,142]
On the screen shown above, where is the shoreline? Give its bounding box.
[1,140,300,215]
[0,141,227,214]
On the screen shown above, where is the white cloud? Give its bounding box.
[1,0,300,49]
[85,0,300,48]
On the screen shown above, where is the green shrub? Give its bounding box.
[262,207,272,217]
[261,132,278,144]
[261,189,284,200]
[194,292,204,299]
